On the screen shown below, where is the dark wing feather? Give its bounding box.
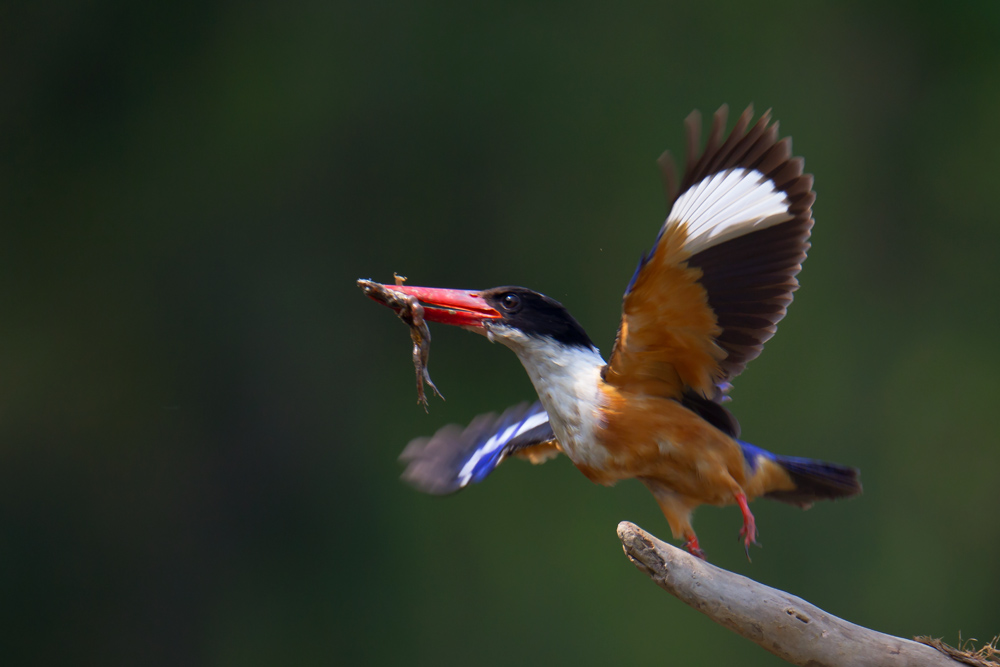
[680,389,740,438]
[686,216,811,380]
[677,106,814,383]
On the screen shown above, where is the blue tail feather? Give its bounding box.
[739,440,862,508]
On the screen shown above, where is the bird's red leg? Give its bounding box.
[735,493,759,561]
[682,531,706,560]
[639,478,704,559]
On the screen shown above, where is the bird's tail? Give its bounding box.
[740,442,862,508]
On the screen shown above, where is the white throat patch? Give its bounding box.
[484,323,609,468]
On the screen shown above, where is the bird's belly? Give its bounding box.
[584,391,749,500]
[522,357,746,500]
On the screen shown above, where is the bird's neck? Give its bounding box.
[501,332,608,465]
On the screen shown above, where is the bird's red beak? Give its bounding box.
[363,282,502,328]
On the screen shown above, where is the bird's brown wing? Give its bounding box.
[604,105,815,407]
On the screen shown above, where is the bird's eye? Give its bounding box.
[501,293,521,311]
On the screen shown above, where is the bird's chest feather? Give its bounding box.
[585,388,749,496]
[534,378,607,470]
[504,335,611,469]
[504,333,745,495]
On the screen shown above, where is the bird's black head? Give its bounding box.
[479,286,596,350]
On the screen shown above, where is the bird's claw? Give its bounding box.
[683,534,706,560]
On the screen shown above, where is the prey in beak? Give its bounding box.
[357,277,501,409]
[358,279,502,328]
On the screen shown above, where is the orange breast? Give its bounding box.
[582,385,752,505]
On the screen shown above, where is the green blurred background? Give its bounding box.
[3,2,999,665]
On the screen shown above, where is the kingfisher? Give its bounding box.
[361,105,861,559]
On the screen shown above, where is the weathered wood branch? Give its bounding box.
[617,521,965,667]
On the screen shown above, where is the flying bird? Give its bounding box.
[361,105,861,559]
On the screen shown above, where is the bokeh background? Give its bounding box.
[3,2,999,665]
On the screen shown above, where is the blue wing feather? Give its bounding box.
[400,402,555,495]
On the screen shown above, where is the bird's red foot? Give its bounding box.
[735,492,759,561]
[682,533,706,560]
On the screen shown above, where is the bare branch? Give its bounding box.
[617,521,962,667]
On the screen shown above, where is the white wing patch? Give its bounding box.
[667,168,793,254]
[456,409,550,487]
